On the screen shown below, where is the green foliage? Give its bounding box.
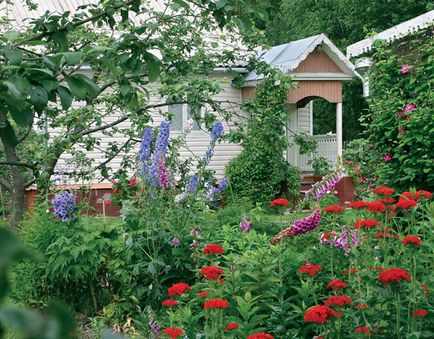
[362,32,434,191]
[226,73,300,204]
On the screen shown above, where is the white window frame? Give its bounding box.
[168,103,202,133]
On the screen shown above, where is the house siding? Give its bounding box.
[54,73,242,181]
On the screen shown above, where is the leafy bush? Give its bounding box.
[226,73,300,204]
[363,31,434,191]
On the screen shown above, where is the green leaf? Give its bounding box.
[66,76,87,100]
[42,79,59,92]
[0,308,44,334]
[73,74,99,98]
[43,54,64,71]
[57,86,73,110]
[0,120,19,146]
[7,98,33,127]
[30,86,48,113]
[4,76,31,98]
[62,52,83,66]
[3,30,20,42]
[215,0,226,10]
[3,50,23,65]
[143,52,161,82]
[171,0,190,10]
[233,16,252,32]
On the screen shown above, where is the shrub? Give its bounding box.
[226,73,300,204]
[363,30,434,191]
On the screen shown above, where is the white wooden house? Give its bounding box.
[2,1,358,186]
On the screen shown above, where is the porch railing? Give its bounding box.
[288,134,338,172]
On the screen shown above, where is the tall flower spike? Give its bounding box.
[158,157,170,189]
[270,208,321,244]
[151,121,170,182]
[334,226,360,256]
[187,175,200,195]
[305,169,343,201]
[240,215,251,232]
[51,191,76,222]
[139,127,154,180]
[203,121,224,165]
[209,177,229,201]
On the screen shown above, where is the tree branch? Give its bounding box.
[0,161,36,170]
[0,176,12,192]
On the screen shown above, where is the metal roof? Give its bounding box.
[346,10,434,58]
[245,34,356,82]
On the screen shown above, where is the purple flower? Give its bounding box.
[170,237,180,247]
[239,215,251,232]
[148,320,161,335]
[383,153,393,161]
[209,176,229,201]
[306,170,343,201]
[270,208,321,244]
[187,175,200,195]
[400,64,410,74]
[404,103,416,112]
[51,191,76,222]
[158,157,169,189]
[151,121,170,181]
[333,226,360,256]
[139,127,154,180]
[210,121,223,144]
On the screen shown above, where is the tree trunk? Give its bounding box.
[10,185,26,230]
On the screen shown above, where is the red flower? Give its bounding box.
[203,298,229,309]
[396,199,417,209]
[414,190,432,200]
[161,299,179,307]
[375,228,398,238]
[380,197,395,204]
[198,291,208,298]
[299,264,324,277]
[104,200,111,207]
[163,327,183,339]
[420,283,429,295]
[168,283,190,296]
[343,268,358,275]
[304,305,335,324]
[247,333,274,339]
[270,198,289,208]
[203,244,224,255]
[129,177,137,187]
[401,191,413,200]
[413,309,428,317]
[349,200,368,209]
[371,266,384,271]
[323,205,344,213]
[354,326,374,334]
[200,266,224,280]
[327,279,347,291]
[321,232,337,240]
[355,303,368,309]
[354,219,380,229]
[373,186,395,196]
[225,323,239,331]
[378,268,411,286]
[366,201,386,213]
[402,235,421,247]
[332,311,343,318]
[325,295,352,307]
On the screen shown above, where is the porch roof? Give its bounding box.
[245,34,357,82]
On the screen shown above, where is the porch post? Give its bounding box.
[336,102,343,157]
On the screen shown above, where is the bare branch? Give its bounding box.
[0,161,36,170]
[0,177,12,192]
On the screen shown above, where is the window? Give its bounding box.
[168,103,201,132]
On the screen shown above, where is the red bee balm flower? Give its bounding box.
[366,201,386,212]
[414,190,432,200]
[203,298,229,309]
[325,295,352,307]
[304,305,335,323]
[247,333,274,339]
[402,235,421,247]
[349,200,368,209]
[378,268,411,286]
[355,303,368,309]
[198,291,208,298]
[396,199,417,209]
[161,299,179,307]
[129,177,137,187]
[354,219,380,229]
[203,244,224,255]
[225,323,239,331]
[373,186,395,196]
[200,266,224,280]
[327,279,348,291]
[323,205,344,213]
[270,198,289,208]
[413,309,428,317]
[167,283,190,296]
[354,326,374,334]
[163,327,183,339]
[299,264,324,277]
